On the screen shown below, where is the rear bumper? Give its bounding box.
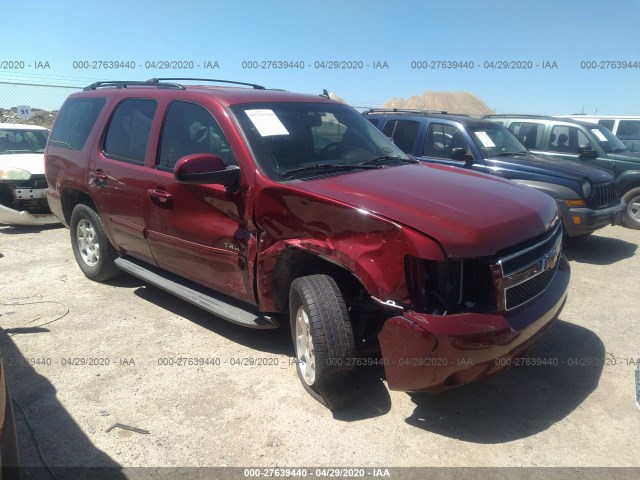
[0,203,59,226]
[378,255,570,392]
[559,200,625,237]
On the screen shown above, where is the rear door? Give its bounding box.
[143,99,256,304]
[88,96,157,264]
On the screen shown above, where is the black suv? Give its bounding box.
[364,109,624,237]
[486,114,640,229]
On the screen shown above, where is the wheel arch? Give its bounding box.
[61,187,95,225]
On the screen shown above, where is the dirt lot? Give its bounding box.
[0,223,638,478]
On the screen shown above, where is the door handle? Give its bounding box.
[148,188,173,209]
[92,169,108,188]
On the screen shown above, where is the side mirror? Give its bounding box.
[578,144,598,159]
[450,147,468,162]
[174,154,240,188]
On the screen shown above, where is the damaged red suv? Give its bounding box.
[45,79,570,408]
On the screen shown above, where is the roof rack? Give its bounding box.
[83,80,184,91]
[83,78,266,91]
[483,114,551,118]
[148,78,265,89]
[362,108,449,115]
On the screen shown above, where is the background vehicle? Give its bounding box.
[363,109,623,238]
[559,115,640,152]
[45,79,569,409]
[0,123,58,226]
[487,115,640,230]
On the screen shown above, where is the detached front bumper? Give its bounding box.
[378,255,570,392]
[0,203,59,226]
[559,200,625,237]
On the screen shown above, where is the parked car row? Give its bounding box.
[363,110,625,237]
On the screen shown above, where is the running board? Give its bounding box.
[114,257,278,329]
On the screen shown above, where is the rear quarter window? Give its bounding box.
[49,97,107,151]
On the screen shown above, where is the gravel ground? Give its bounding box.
[0,223,638,478]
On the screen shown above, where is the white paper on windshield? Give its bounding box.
[246,109,289,136]
[475,131,496,148]
[591,129,607,142]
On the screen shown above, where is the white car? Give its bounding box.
[0,123,59,226]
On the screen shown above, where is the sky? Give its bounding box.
[1,0,640,114]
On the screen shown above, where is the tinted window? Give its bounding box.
[158,101,236,170]
[424,123,471,159]
[597,119,615,130]
[366,118,380,127]
[0,128,48,154]
[508,122,544,149]
[49,97,106,151]
[103,99,157,164]
[385,120,420,154]
[617,120,640,137]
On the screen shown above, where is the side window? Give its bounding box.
[103,99,157,165]
[597,119,615,130]
[49,97,106,151]
[509,122,543,149]
[550,125,593,153]
[158,101,237,170]
[424,123,470,159]
[366,117,380,127]
[379,120,420,153]
[617,120,640,137]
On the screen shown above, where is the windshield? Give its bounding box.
[469,123,528,158]
[590,126,628,153]
[0,128,49,154]
[231,102,408,180]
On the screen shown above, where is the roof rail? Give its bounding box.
[362,108,449,115]
[483,114,551,118]
[148,78,265,89]
[83,78,266,91]
[83,80,184,91]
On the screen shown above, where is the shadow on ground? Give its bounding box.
[0,328,125,478]
[563,233,636,265]
[0,224,63,236]
[133,283,393,420]
[404,319,604,443]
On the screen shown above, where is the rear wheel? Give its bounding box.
[622,187,640,229]
[289,275,357,409]
[69,203,121,281]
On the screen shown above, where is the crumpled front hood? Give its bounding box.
[292,163,558,257]
[487,154,614,183]
[0,153,45,176]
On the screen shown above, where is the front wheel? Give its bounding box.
[622,187,640,229]
[69,203,121,281]
[289,275,357,409]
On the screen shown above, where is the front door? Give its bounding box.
[144,100,255,304]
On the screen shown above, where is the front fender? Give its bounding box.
[510,179,581,200]
[254,186,445,311]
[614,170,640,194]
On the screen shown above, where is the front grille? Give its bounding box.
[500,222,561,275]
[492,221,562,311]
[591,181,617,209]
[505,263,558,310]
[10,174,48,190]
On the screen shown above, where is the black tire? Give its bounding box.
[69,202,121,282]
[289,275,357,409]
[622,187,640,229]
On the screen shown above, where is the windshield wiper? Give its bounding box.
[360,155,418,165]
[281,163,381,179]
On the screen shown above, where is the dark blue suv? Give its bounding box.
[363,109,624,237]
